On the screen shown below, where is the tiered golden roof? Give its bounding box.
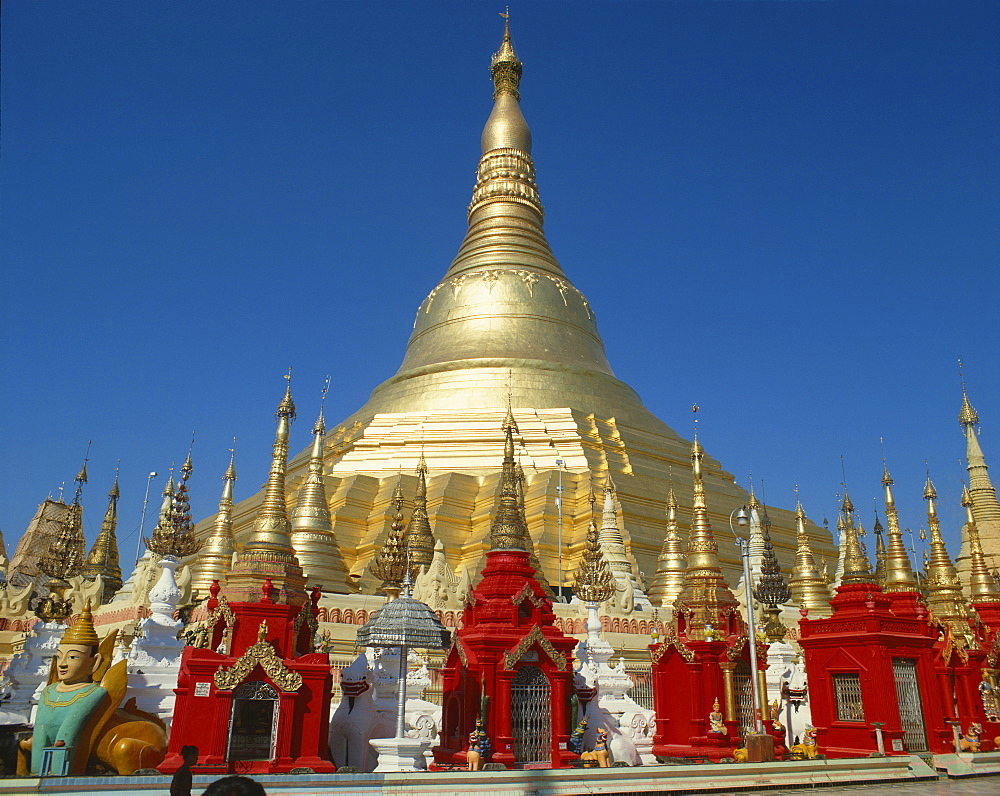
[964,486,1000,603]
[368,480,409,600]
[191,449,237,596]
[38,459,88,584]
[573,519,614,604]
[489,408,529,552]
[224,376,306,605]
[922,475,966,627]
[404,455,435,568]
[648,487,687,609]
[290,403,351,591]
[147,448,200,559]
[788,499,833,615]
[880,465,919,593]
[81,473,123,603]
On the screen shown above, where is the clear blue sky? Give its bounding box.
[3,1,998,570]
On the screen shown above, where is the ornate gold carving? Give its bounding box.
[511,582,544,608]
[292,603,318,641]
[504,625,566,671]
[206,595,236,633]
[214,629,302,693]
[452,637,468,667]
[650,625,694,664]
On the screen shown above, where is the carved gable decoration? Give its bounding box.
[940,626,970,666]
[293,601,319,640]
[214,622,303,692]
[504,624,567,671]
[650,625,694,664]
[207,595,236,632]
[452,637,469,667]
[511,582,544,608]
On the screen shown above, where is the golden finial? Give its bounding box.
[879,457,918,593]
[277,367,296,420]
[573,519,614,603]
[404,453,435,568]
[369,478,410,599]
[313,376,331,436]
[789,491,832,614]
[225,439,237,481]
[958,359,979,427]
[840,488,874,585]
[81,467,124,602]
[61,599,100,647]
[491,7,522,101]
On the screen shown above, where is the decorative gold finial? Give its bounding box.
[958,359,979,427]
[491,8,522,101]
[879,458,918,593]
[573,519,614,603]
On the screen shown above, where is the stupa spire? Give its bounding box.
[879,462,919,593]
[404,454,436,568]
[839,491,874,585]
[191,444,238,596]
[872,512,887,587]
[369,479,410,600]
[648,486,687,609]
[957,364,1000,575]
[147,436,200,560]
[922,474,966,628]
[573,519,614,604]
[964,485,1000,602]
[82,470,123,602]
[788,496,832,614]
[489,410,528,552]
[224,372,306,605]
[290,380,352,592]
[516,460,556,598]
[674,409,739,638]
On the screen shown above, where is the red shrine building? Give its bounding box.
[650,438,772,761]
[434,412,578,769]
[800,490,999,757]
[160,384,336,775]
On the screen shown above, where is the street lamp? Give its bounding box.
[134,471,158,567]
[730,505,764,734]
[555,458,564,601]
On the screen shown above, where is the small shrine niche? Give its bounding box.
[227,681,279,763]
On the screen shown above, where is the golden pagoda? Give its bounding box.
[921,475,966,630]
[963,486,1000,603]
[880,465,919,593]
[190,449,237,596]
[203,18,835,603]
[648,486,687,609]
[222,376,307,606]
[787,498,832,616]
[957,372,1000,592]
[81,473,123,603]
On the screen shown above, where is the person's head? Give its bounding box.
[202,775,267,796]
[181,745,199,766]
[56,644,101,685]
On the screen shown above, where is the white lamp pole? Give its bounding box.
[134,471,158,567]
[731,505,763,734]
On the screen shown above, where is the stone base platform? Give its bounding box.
[934,751,1000,777]
[0,754,939,795]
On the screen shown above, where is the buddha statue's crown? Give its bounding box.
[61,599,100,647]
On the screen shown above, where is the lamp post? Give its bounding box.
[134,471,158,567]
[731,505,763,734]
[556,458,564,601]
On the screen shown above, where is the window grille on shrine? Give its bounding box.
[734,661,755,735]
[511,665,551,766]
[832,673,865,722]
[892,658,928,752]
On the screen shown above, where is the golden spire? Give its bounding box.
[573,519,614,604]
[491,10,523,101]
[224,373,306,605]
[81,471,123,603]
[191,444,238,596]
[489,409,529,552]
[788,497,832,614]
[404,454,436,568]
[872,513,887,587]
[839,491,874,585]
[290,383,352,592]
[957,367,1000,573]
[964,485,1000,602]
[674,411,739,637]
[648,486,687,609]
[39,451,90,584]
[922,474,966,627]
[369,480,410,600]
[517,461,556,598]
[753,502,791,608]
[879,464,919,593]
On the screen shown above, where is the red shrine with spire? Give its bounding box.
[160,379,336,775]
[433,410,578,770]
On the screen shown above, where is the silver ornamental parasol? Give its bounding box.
[356,575,450,738]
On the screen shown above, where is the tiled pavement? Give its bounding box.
[762,777,1000,795]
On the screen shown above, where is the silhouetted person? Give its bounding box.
[170,745,199,796]
[202,775,267,796]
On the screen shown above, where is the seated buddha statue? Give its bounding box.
[28,601,110,774]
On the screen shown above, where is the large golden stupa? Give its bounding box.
[204,20,836,599]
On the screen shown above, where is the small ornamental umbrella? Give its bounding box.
[356,575,450,738]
